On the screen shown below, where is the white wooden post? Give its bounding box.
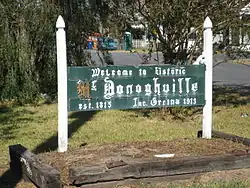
[202,17,213,139]
[56,15,68,152]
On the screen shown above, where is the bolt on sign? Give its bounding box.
[67,64,205,112]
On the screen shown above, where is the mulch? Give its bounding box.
[37,138,250,185]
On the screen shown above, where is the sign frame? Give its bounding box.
[56,16,213,152]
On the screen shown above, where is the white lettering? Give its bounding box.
[155,67,160,76]
[92,68,100,78]
[117,70,121,76]
[185,78,191,93]
[101,70,105,76]
[91,80,97,91]
[122,70,128,76]
[116,85,124,95]
[154,67,186,76]
[162,84,170,94]
[192,82,198,92]
[175,99,180,105]
[150,97,157,106]
[105,69,110,76]
[91,68,133,78]
[99,76,199,100]
[178,78,184,94]
[145,84,152,96]
[167,68,170,75]
[171,69,175,75]
[171,99,175,105]
[126,84,133,95]
[172,79,176,93]
[153,78,160,95]
[104,77,115,99]
[181,67,186,75]
[133,97,147,107]
[136,84,142,93]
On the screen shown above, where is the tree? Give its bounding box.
[102,0,250,64]
[59,0,99,66]
[0,0,99,103]
[0,0,59,102]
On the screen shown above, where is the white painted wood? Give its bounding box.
[154,154,175,158]
[193,53,205,65]
[202,17,213,139]
[56,15,68,152]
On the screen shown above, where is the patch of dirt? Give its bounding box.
[0,168,36,188]
[37,138,250,186]
[151,168,250,188]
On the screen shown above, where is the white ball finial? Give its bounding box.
[56,15,65,29]
[204,17,212,29]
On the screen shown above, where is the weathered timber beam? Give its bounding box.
[198,130,250,146]
[9,144,62,188]
[79,173,202,188]
[69,153,250,186]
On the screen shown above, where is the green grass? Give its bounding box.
[0,90,250,187]
[0,104,250,166]
[0,104,58,166]
[1,102,250,166]
[69,109,197,145]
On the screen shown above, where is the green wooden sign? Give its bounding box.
[68,65,205,112]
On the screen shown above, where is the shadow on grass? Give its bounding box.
[213,85,250,106]
[33,111,96,153]
[0,108,35,141]
[0,111,96,188]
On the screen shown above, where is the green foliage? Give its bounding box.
[62,1,99,66]
[0,1,58,103]
[0,0,98,103]
[101,0,250,64]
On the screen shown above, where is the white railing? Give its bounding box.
[132,39,149,49]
